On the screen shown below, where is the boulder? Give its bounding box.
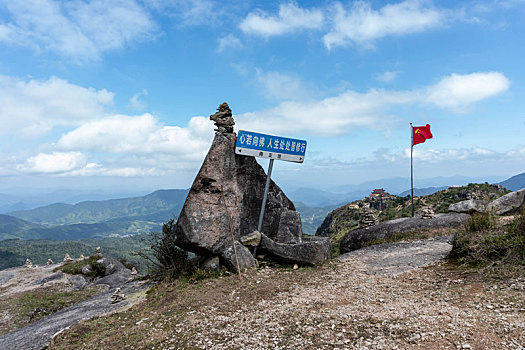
[220,242,256,270]
[448,199,484,214]
[174,107,301,256]
[339,213,471,254]
[259,233,330,266]
[487,188,525,215]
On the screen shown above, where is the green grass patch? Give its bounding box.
[54,255,105,278]
[0,287,99,336]
[450,209,525,269]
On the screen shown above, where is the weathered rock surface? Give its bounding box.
[174,126,301,255]
[220,242,256,270]
[339,213,470,254]
[448,199,484,213]
[240,230,261,247]
[260,233,330,266]
[487,188,525,215]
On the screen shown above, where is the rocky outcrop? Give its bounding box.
[487,188,525,215]
[448,199,484,214]
[259,233,330,266]
[220,242,256,270]
[174,103,327,268]
[174,131,301,255]
[339,213,470,254]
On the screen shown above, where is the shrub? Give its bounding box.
[136,219,196,280]
[450,209,525,268]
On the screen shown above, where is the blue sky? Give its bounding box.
[0,0,524,194]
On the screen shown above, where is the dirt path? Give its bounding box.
[48,235,525,350]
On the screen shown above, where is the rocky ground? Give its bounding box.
[47,235,524,350]
[0,261,153,350]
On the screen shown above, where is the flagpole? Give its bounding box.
[410,123,414,217]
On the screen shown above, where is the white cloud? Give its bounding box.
[375,71,399,83]
[57,114,214,159]
[240,2,324,37]
[238,71,509,136]
[322,0,445,49]
[128,90,148,111]
[255,69,310,101]
[0,75,113,137]
[217,34,243,53]
[425,72,510,111]
[20,151,89,174]
[0,0,156,61]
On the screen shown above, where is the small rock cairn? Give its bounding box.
[420,206,436,219]
[209,102,234,134]
[47,258,53,265]
[63,253,73,262]
[79,254,85,260]
[96,246,102,258]
[25,258,33,268]
[111,288,126,304]
[130,267,138,275]
[359,208,379,228]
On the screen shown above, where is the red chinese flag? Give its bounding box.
[412,124,433,146]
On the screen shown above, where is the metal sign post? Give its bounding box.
[235,130,307,256]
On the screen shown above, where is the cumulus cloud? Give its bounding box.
[323,0,445,49]
[239,71,509,136]
[0,0,156,61]
[20,151,90,174]
[425,72,510,111]
[0,75,113,137]
[240,2,324,37]
[57,114,214,159]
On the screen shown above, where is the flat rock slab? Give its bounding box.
[338,235,453,276]
[340,213,470,254]
[487,188,525,215]
[260,234,330,266]
[0,279,153,350]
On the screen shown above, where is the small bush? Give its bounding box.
[136,219,196,280]
[450,209,525,268]
[464,211,495,232]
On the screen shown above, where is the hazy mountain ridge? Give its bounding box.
[498,172,525,191]
[9,189,189,225]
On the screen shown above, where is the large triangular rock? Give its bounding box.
[174,106,302,256]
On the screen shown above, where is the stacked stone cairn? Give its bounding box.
[63,253,73,262]
[79,254,85,260]
[47,258,53,265]
[359,208,379,228]
[130,267,138,275]
[111,288,126,304]
[96,247,102,258]
[25,258,33,268]
[420,206,436,219]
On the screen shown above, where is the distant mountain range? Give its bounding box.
[0,189,189,241]
[0,172,523,241]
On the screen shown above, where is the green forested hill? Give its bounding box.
[9,189,189,225]
[0,235,151,271]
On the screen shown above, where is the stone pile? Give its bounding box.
[359,208,379,228]
[420,206,435,219]
[47,258,53,265]
[63,254,73,262]
[130,267,138,275]
[96,247,102,258]
[79,254,85,260]
[25,258,33,268]
[110,288,126,304]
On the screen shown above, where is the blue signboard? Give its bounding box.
[235,130,307,163]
